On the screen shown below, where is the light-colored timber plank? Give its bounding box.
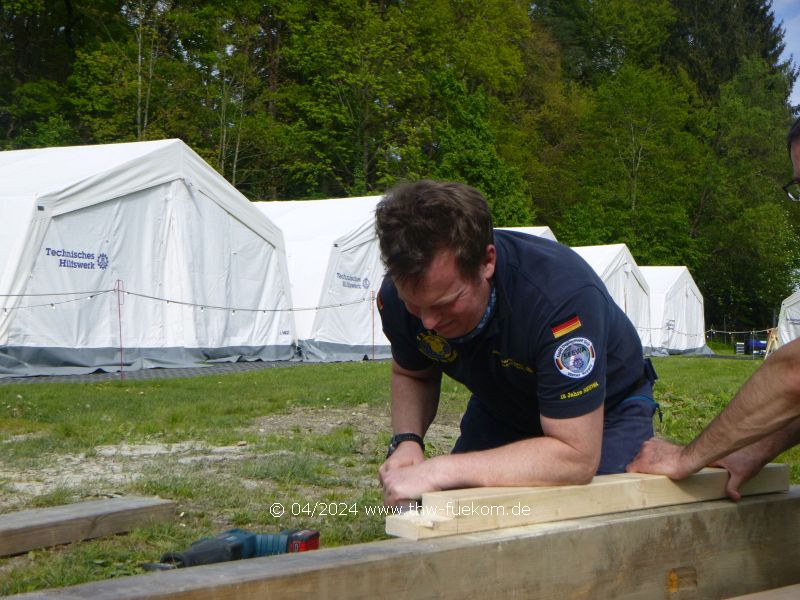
[0,496,175,557]
[386,463,788,539]
[8,489,800,600]
[727,584,800,599]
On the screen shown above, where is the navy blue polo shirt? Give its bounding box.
[377,230,646,436]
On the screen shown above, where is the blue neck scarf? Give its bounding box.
[447,283,496,343]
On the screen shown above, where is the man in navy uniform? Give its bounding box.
[375,180,657,506]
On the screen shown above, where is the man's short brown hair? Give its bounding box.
[375,180,494,285]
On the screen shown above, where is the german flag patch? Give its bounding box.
[376,290,384,311]
[551,315,582,339]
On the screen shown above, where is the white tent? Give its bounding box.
[497,226,558,242]
[0,139,295,377]
[639,266,706,354]
[570,244,652,350]
[777,290,800,347]
[255,197,390,361]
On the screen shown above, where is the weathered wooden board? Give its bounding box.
[0,496,175,557]
[386,464,789,540]
[8,488,800,600]
[727,584,800,599]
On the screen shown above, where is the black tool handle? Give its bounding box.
[161,538,243,568]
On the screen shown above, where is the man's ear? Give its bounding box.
[481,244,496,280]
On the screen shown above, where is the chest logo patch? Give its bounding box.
[554,337,595,379]
[417,330,458,363]
[492,351,534,374]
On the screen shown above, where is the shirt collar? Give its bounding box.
[446,283,496,343]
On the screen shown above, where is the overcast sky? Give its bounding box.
[772,0,800,106]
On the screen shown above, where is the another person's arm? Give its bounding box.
[713,415,800,499]
[628,338,800,481]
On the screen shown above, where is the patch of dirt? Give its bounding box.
[0,442,251,512]
[0,403,462,513]
[252,404,391,435]
[251,403,460,451]
[93,441,208,457]
[0,453,139,508]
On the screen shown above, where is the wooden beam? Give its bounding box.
[386,464,788,540]
[10,489,800,600]
[0,496,175,557]
[728,584,800,599]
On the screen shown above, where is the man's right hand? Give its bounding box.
[378,441,425,505]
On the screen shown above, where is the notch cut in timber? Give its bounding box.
[386,463,789,540]
[0,496,175,557]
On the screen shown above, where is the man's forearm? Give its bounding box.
[389,362,441,436]
[427,403,605,488]
[428,435,598,489]
[681,340,800,471]
[380,433,599,505]
[380,396,603,504]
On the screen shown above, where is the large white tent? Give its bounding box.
[570,244,652,350]
[255,196,390,361]
[639,266,706,354]
[0,139,295,377]
[777,290,800,347]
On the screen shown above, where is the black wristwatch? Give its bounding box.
[387,433,425,457]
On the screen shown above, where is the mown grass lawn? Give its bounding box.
[0,356,794,595]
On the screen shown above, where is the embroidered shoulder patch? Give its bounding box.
[553,337,595,379]
[551,315,582,339]
[417,330,458,363]
[376,290,384,311]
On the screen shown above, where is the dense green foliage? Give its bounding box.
[1,0,798,327]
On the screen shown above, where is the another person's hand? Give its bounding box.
[711,447,768,502]
[626,437,694,480]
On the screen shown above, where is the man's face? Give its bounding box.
[395,246,496,339]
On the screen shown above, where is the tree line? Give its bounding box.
[1,0,798,330]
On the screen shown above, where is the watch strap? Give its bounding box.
[387,432,425,457]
